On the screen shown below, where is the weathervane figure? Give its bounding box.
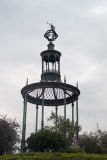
[47,22,55,31]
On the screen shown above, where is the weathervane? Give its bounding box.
[44,23,58,42]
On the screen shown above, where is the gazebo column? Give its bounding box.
[52,63,54,71]
[48,56,49,71]
[21,94,27,152]
[41,89,44,131]
[64,93,66,137]
[64,76,66,137]
[55,58,56,71]
[58,61,60,73]
[35,105,38,133]
[42,59,44,73]
[46,62,48,71]
[72,103,74,138]
[55,106,58,131]
[76,82,79,142]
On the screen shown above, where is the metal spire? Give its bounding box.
[64,75,66,83]
[26,77,28,86]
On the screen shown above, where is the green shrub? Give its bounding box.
[27,130,70,152]
[65,147,84,153]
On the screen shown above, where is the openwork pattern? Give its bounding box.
[28,87,71,100]
[21,82,80,106]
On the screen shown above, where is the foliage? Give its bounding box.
[79,129,107,154]
[47,112,81,142]
[27,110,83,152]
[1,152,107,160]
[65,147,84,153]
[0,115,20,155]
[27,129,70,152]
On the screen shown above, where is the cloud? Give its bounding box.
[0,0,107,138]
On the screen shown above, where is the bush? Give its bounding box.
[79,130,107,154]
[27,129,70,152]
[65,147,84,153]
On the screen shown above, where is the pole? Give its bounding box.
[58,61,59,73]
[64,93,66,137]
[55,106,58,131]
[41,89,44,131]
[55,61,56,72]
[46,63,47,71]
[72,103,74,138]
[42,59,43,73]
[48,56,49,71]
[76,82,79,142]
[21,94,27,152]
[21,78,28,152]
[64,76,66,137]
[35,105,38,133]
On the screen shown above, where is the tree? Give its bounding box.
[27,112,82,152]
[47,112,81,143]
[79,131,98,153]
[27,129,70,152]
[0,115,20,155]
[79,130,107,154]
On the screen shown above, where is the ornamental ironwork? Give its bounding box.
[44,23,58,42]
[21,24,80,152]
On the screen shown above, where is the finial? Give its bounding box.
[76,81,78,88]
[26,77,28,86]
[44,23,58,42]
[64,75,66,83]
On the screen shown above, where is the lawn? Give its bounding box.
[0,152,107,160]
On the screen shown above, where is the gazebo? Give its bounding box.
[21,24,80,152]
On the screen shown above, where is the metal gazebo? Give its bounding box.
[21,24,80,152]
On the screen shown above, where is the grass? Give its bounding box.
[0,152,107,160]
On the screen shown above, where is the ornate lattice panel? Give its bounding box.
[21,82,80,106]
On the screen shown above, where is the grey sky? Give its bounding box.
[0,0,107,137]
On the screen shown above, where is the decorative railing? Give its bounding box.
[43,69,59,73]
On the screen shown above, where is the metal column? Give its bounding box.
[76,82,79,141]
[64,76,66,137]
[58,61,60,73]
[72,103,74,138]
[35,105,38,133]
[48,56,49,71]
[55,106,58,131]
[64,93,66,137]
[21,79,28,152]
[41,89,44,131]
[21,94,27,152]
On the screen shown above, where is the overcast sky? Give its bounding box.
[0,0,107,137]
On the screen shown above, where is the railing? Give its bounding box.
[43,69,59,73]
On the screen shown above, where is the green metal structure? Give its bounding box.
[21,24,80,152]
